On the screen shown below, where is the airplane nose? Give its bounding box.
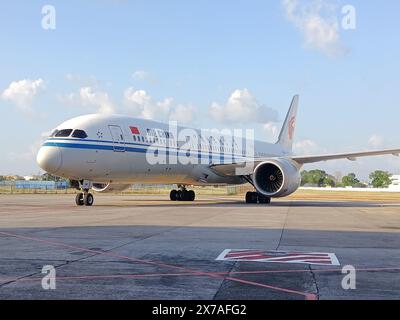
[36,145,62,174]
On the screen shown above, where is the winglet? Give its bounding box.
[276,95,299,151]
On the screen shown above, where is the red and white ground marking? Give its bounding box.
[216,249,340,266]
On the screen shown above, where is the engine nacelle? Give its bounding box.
[253,159,301,198]
[92,183,131,193]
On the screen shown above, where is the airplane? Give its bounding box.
[36,95,400,206]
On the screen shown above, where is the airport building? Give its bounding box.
[389,174,400,191]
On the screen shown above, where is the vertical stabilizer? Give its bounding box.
[276,95,299,151]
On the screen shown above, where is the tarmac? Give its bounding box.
[0,194,399,300]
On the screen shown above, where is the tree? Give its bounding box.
[334,171,343,186]
[323,175,336,187]
[5,175,24,181]
[369,170,391,188]
[342,173,360,187]
[301,170,336,187]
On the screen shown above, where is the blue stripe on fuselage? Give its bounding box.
[42,141,251,161]
[47,137,248,159]
[43,142,147,153]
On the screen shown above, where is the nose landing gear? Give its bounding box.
[75,193,84,206]
[74,180,94,206]
[75,191,94,206]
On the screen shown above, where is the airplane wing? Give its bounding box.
[291,148,400,164]
[210,148,400,177]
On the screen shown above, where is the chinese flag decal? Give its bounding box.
[130,126,140,135]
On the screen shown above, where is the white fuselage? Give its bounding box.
[37,114,289,186]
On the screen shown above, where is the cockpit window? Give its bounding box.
[50,129,59,137]
[71,129,88,139]
[55,129,73,137]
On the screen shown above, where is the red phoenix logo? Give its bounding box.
[288,116,296,140]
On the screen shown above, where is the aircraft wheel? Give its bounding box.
[188,190,195,201]
[245,191,251,203]
[84,193,94,206]
[75,193,84,206]
[170,189,178,201]
[245,191,258,204]
[181,190,189,201]
[177,190,183,201]
[258,194,271,204]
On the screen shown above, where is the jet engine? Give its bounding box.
[253,159,301,197]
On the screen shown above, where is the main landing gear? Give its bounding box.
[74,180,94,206]
[245,191,271,204]
[170,185,195,201]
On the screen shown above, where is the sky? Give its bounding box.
[1,0,400,180]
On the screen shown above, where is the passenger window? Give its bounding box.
[71,129,88,139]
[55,129,73,137]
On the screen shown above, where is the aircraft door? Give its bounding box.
[108,125,126,152]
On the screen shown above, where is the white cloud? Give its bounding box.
[169,104,195,124]
[209,89,278,124]
[132,70,150,80]
[63,87,115,114]
[79,87,115,114]
[282,0,346,57]
[62,86,195,122]
[124,88,173,120]
[131,70,158,85]
[263,122,280,141]
[8,131,51,162]
[2,78,45,111]
[124,88,196,123]
[65,74,99,86]
[293,139,320,155]
[368,134,384,148]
